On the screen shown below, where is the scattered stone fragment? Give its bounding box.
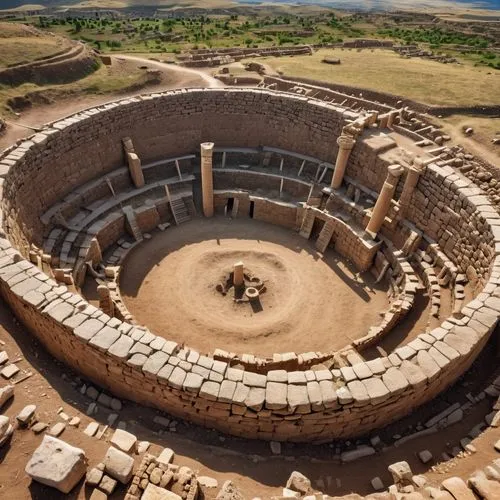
[16,404,36,427]
[89,489,107,500]
[137,441,150,454]
[86,467,104,487]
[68,417,80,427]
[270,441,281,455]
[48,422,66,437]
[83,422,99,438]
[371,477,384,491]
[31,422,48,434]
[98,474,117,495]
[198,476,218,488]
[1,364,19,379]
[418,450,433,464]
[157,447,175,465]
[25,436,87,493]
[142,483,182,499]
[110,428,137,453]
[0,351,8,365]
[103,446,134,484]
[494,440,500,452]
[389,461,413,485]
[0,415,13,446]
[216,480,245,500]
[282,488,300,498]
[0,384,14,409]
[286,471,313,495]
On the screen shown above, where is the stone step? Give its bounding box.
[170,198,191,225]
[315,220,335,253]
[122,206,143,242]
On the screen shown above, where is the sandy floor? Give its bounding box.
[120,218,388,357]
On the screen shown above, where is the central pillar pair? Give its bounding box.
[331,134,356,190]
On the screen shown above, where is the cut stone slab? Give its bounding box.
[84,421,99,437]
[31,422,48,434]
[69,417,80,427]
[1,364,19,379]
[0,384,14,409]
[371,477,384,491]
[142,483,182,499]
[441,477,476,500]
[0,351,8,365]
[48,422,66,437]
[157,447,175,465]
[25,436,87,494]
[103,446,134,484]
[270,441,281,455]
[388,461,413,484]
[110,428,137,453]
[198,476,218,488]
[16,404,36,426]
[89,489,107,500]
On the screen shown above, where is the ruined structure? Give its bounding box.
[0,87,498,454]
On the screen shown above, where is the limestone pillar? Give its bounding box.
[200,142,215,218]
[399,159,424,216]
[365,164,404,239]
[331,135,356,189]
[234,261,244,287]
[127,153,144,188]
[97,285,114,317]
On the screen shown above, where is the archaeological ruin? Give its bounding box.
[0,84,500,499]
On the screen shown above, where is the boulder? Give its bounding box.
[286,471,313,495]
[25,436,87,493]
[110,428,137,453]
[103,446,134,484]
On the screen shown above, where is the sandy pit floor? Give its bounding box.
[120,217,388,357]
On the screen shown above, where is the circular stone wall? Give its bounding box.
[0,88,498,442]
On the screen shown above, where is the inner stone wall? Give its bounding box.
[1,89,353,250]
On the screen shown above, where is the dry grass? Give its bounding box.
[259,48,500,106]
[0,61,157,117]
[0,38,66,68]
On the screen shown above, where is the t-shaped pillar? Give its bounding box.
[365,164,404,239]
[200,142,215,217]
[233,261,244,287]
[331,134,356,189]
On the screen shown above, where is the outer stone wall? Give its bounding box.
[0,89,499,442]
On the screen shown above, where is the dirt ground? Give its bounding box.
[119,218,388,358]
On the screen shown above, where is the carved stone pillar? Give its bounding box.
[399,159,424,216]
[201,142,215,217]
[365,164,404,239]
[233,261,244,287]
[331,135,356,189]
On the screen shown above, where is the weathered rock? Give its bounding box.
[86,467,103,487]
[418,450,433,464]
[0,384,14,409]
[0,415,13,446]
[103,446,134,484]
[198,475,218,488]
[388,461,413,485]
[371,477,384,491]
[25,436,87,493]
[286,471,313,495]
[99,474,117,495]
[84,421,99,437]
[468,473,500,499]
[270,441,281,455]
[48,422,66,437]
[216,480,245,500]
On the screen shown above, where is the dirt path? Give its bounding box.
[115,54,224,89]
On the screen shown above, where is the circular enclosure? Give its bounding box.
[0,88,498,443]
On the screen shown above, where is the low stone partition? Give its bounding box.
[0,88,499,442]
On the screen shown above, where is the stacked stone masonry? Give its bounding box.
[0,89,499,442]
